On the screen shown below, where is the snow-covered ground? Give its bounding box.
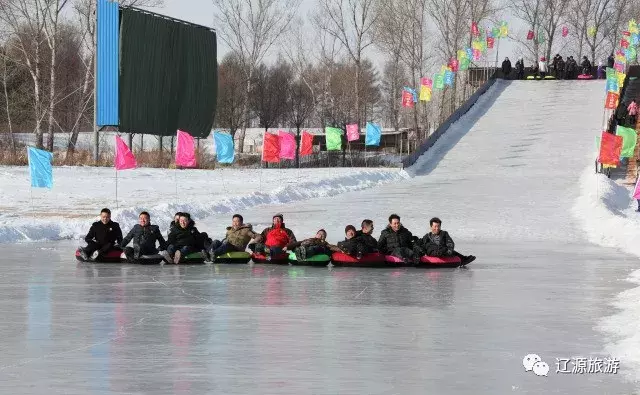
[572,161,640,381]
[0,167,406,243]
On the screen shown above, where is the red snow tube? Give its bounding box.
[384,255,413,266]
[251,252,289,264]
[417,255,464,268]
[331,252,387,267]
[75,248,123,263]
[578,74,593,79]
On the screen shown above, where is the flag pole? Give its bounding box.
[175,167,178,206]
[115,169,119,211]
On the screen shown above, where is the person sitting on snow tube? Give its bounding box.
[78,208,123,261]
[121,211,167,261]
[377,214,419,262]
[209,214,259,261]
[168,212,182,237]
[417,217,475,265]
[355,219,378,253]
[337,225,365,258]
[181,212,214,260]
[288,229,341,261]
[250,213,297,257]
[163,213,200,264]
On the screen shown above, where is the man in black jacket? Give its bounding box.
[121,211,167,262]
[79,208,123,260]
[501,57,512,79]
[377,214,418,261]
[164,213,200,264]
[607,53,615,68]
[418,217,475,264]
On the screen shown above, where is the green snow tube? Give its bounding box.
[288,251,331,266]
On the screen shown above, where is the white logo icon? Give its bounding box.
[523,354,541,371]
[533,361,550,376]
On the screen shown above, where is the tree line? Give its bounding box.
[0,0,636,157]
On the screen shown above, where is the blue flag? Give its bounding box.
[444,70,455,85]
[365,122,381,146]
[27,147,53,188]
[213,131,235,163]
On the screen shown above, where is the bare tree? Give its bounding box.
[288,77,314,167]
[212,0,302,153]
[509,0,570,61]
[250,61,292,133]
[314,0,379,129]
[0,44,16,153]
[215,53,247,139]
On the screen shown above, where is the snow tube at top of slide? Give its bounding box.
[288,251,331,266]
[416,255,465,268]
[331,252,387,267]
[578,74,593,79]
[251,252,289,264]
[214,251,251,264]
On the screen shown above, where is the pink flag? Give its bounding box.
[346,124,359,142]
[634,175,640,199]
[420,77,433,88]
[278,131,296,160]
[175,130,197,168]
[114,135,137,170]
[562,26,569,37]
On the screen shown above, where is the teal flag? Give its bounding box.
[27,147,53,188]
[213,131,234,163]
[325,127,343,151]
[435,73,445,90]
[616,125,637,157]
[365,122,381,146]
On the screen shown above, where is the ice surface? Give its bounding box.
[1,80,639,393]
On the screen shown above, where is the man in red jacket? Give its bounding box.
[249,213,297,258]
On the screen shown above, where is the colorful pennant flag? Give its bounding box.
[403,87,418,102]
[419,85,432,101]
[473,48,481,60]
[449,58,459,72]
[175,130,197,168]
[588,27,597,37]
[562,26,569,37]
[434,73,445,90]
[487,37,494,49]
[114,135,137,170]
[460,57,470,70]
[616,125,637,157]
[623,31,631,36]
[402,90,414,107]
[607,78,619,93]
[621,39,629,49]
[325,127,343,151]
[300,131,314,156]
[471,22,479,37]
[365,122,381,146]
[633,172,640,199]
[499,21,508,37]
[598,131,623,165]
[617,72,626,88]
[420,77,433,88]
[457,50,467,61]
[213,131,234,163]
[492,27,500,38]
[444,70,454,86]
[262,132,280,163]
[346,123,359,142]
[605,92,619,109]
[27,146,53,188]
[278,131,296,160]
[630,19,639,34]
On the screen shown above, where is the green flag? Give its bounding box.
[616,125,637,157]
[325,127,343,151]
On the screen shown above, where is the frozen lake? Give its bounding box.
[0,240,636,394]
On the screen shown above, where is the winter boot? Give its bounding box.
[173,250,182,264]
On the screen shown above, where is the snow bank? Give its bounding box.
[0,167,407,244]
[572,165,640,381]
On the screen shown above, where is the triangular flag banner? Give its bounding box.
[434,73,445,90]
[213,131,235,163]
[465,47,473,59]
[562,26,568,37]
[621,39,630,49]
[598,132,623,165]
[473,48,481,60]
[460,57,470,70]
[617,72,626,88]
[278,131,296,160]
[325,127,343,151]
[633,173,640,199]
[487,37,494,49]
[402,90,414,107]
[346,124,359,142]
[605,92,619,109]
[262,132,280,163]
[444,70,454,86]
[403,87,418,102]
[499,21,508,37]
[27,146,53,189]
[114,135,137,170]
[300,131,314,156]
[492,27,500,38]
[606,67,617,81]
[471,22,479,37]
[457,50,467,61]
[607,78,619,93]
[449,58,459,72]
[175,130,197,168]
[365,122,381,146]
[420,77,433,88]
[616,125,637,157]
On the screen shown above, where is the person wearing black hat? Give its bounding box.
[250,213,297,256]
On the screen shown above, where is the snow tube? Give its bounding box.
[331,252,387,267]
[75,248,123,263]
[214,251,251,264]
[416,255,465,268]
[251,252,289,264]
[384,255,414,266]
[288,251,331,266]
[578,74,593,79]
[179,252,206,264]
[543,75,556,80]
